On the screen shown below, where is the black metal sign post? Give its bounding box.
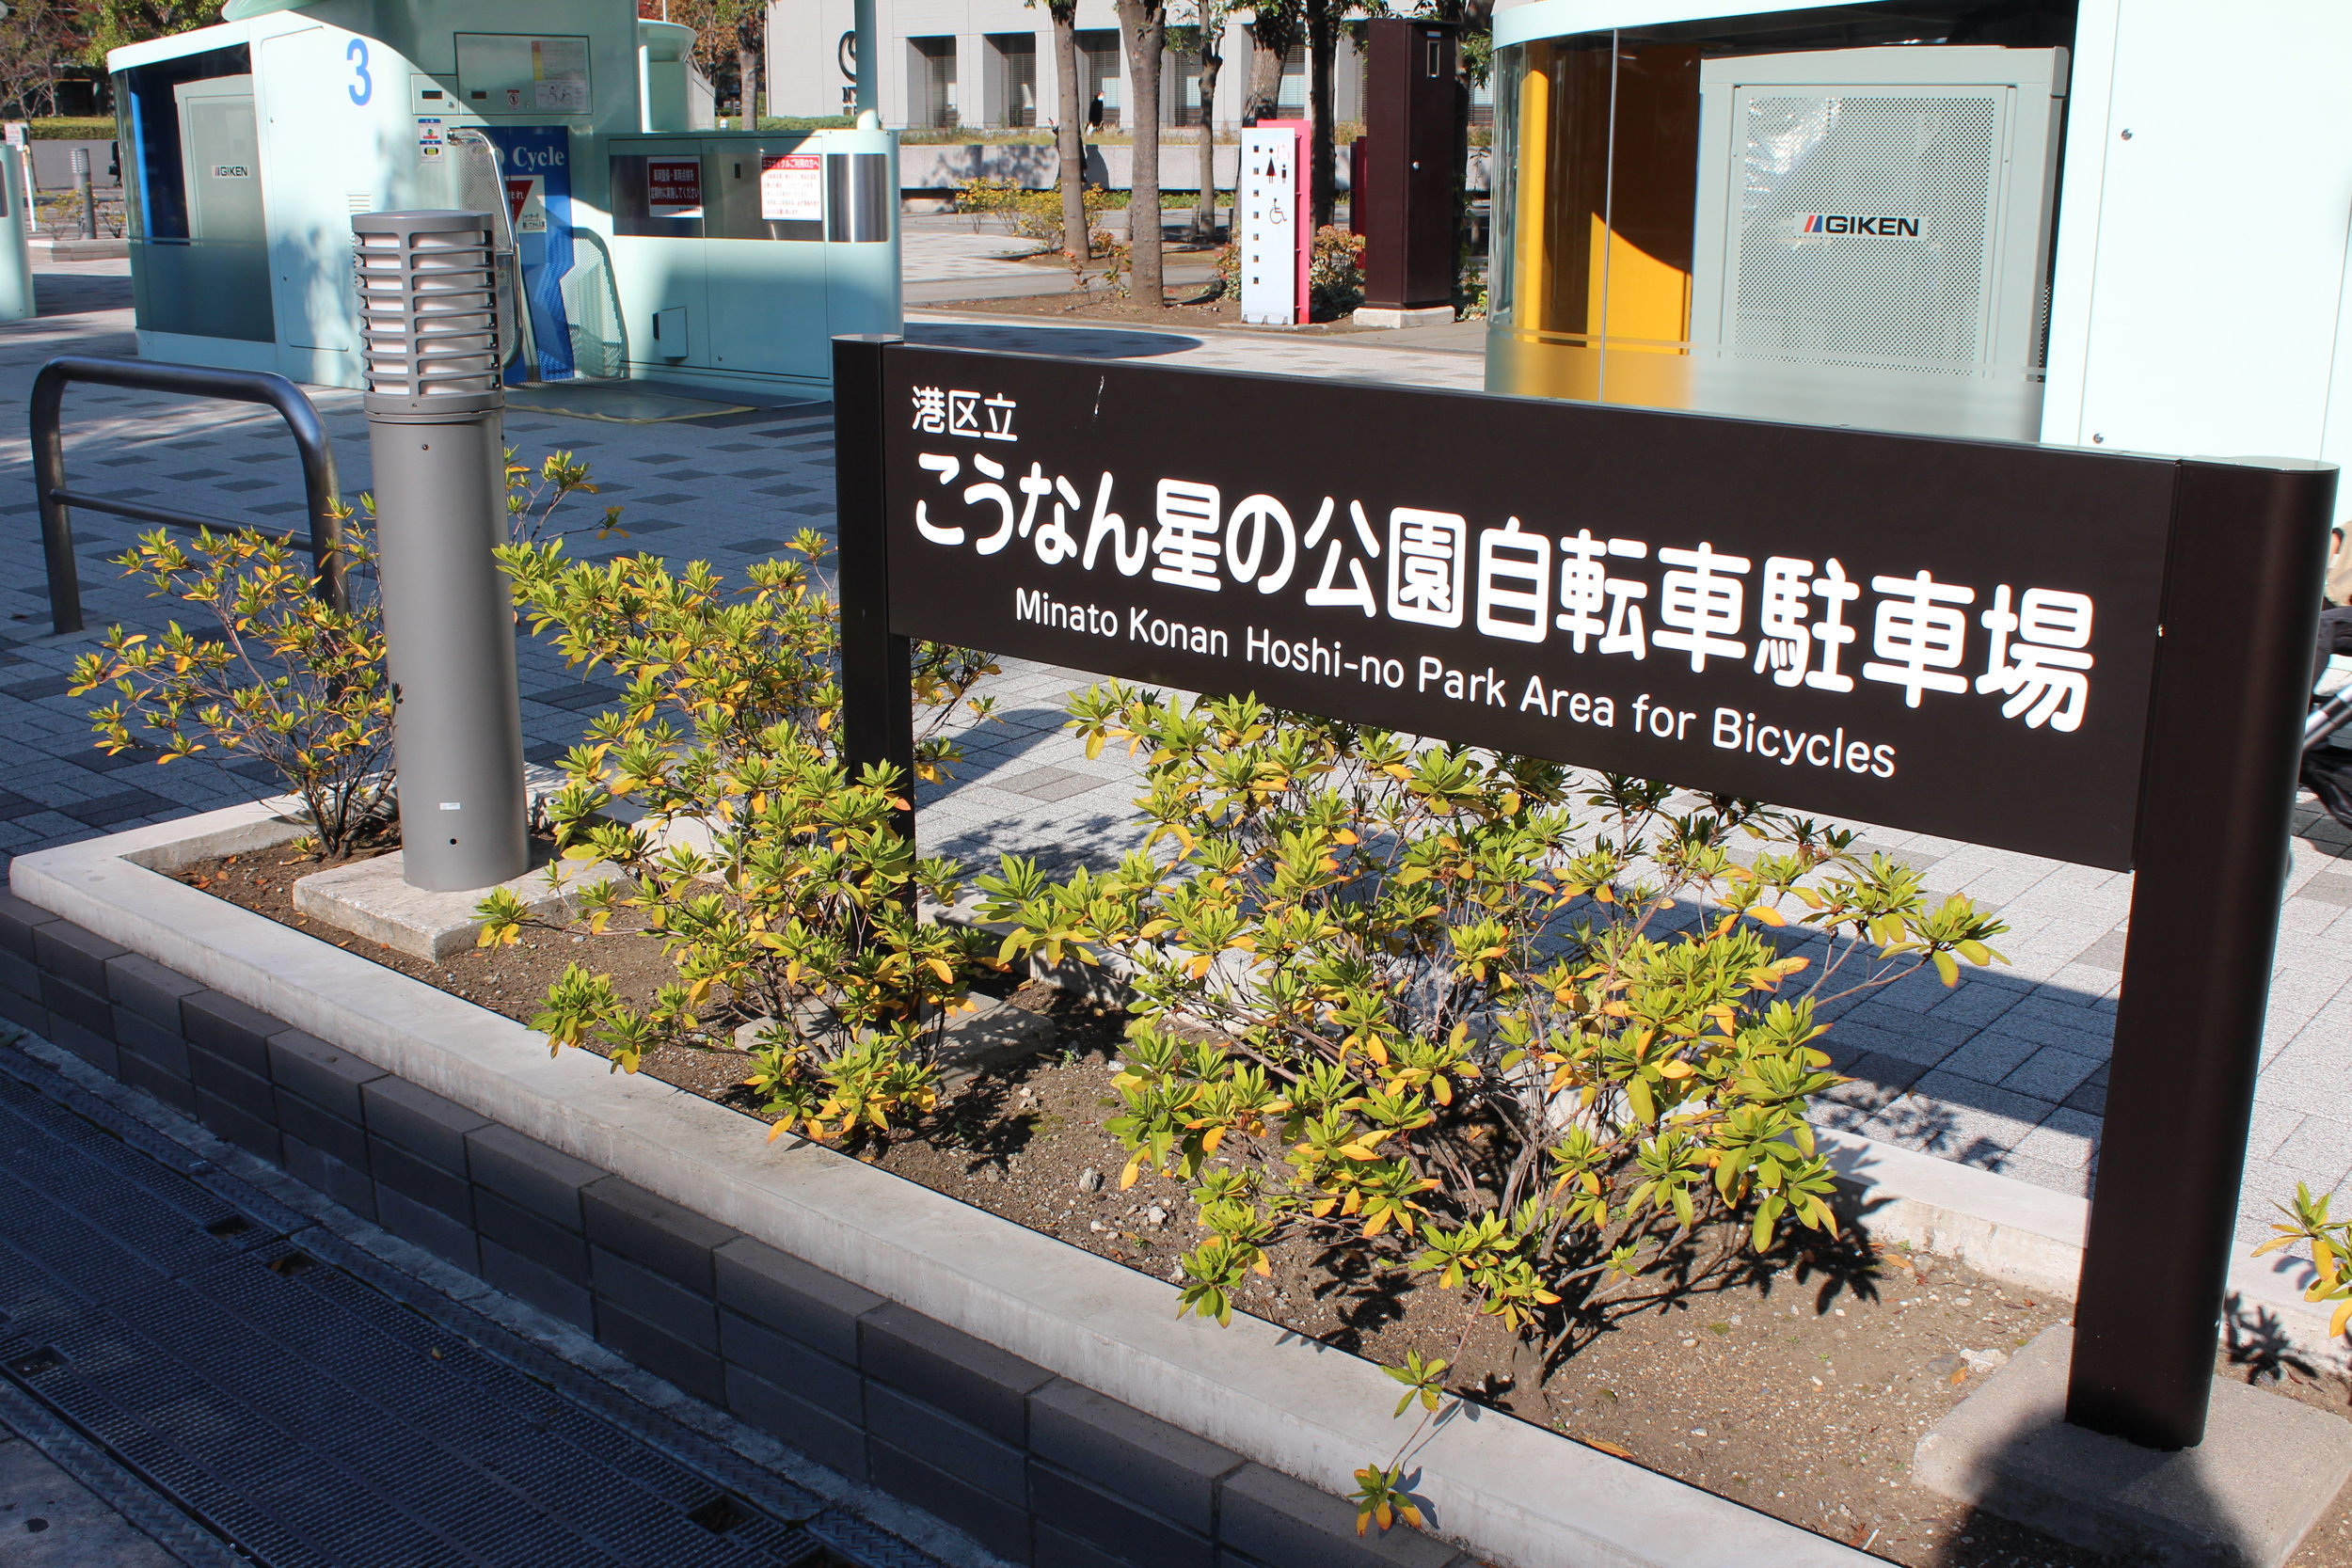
[830,333,2334,1450]
[2069,460,2333,1447]
[835,334,915,844]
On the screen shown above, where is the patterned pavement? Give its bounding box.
[0,260,2346,1255]
[0,1032,956,1568]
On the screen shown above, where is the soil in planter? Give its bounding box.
[176,846,758,1101]
[877,1051,2352,1568]
[181,849,2352,1567]
[170,846,1117,1105]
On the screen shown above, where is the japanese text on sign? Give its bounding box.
[648,158,702,217]
[905,383,2099,746]
[761,153,823,222]
[876,347,2173,865]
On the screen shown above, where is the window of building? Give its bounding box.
[1078,29,1122,127]
[1276,52,1306,114]
[987,33,1037,127]
[909,36,958,129]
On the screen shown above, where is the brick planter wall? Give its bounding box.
[0,889,1466,1568]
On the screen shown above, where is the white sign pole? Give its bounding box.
[1239,121,1309,325]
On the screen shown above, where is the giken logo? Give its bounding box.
[1799,214,1920,236]
[211,164,251,178]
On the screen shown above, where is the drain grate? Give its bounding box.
[690,1494,752,1534]
[0,1061,909,1568]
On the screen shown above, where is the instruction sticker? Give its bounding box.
[416,116,445,161]
[648,158,703,218]
[759,153,822,222]
[504,174,547,234]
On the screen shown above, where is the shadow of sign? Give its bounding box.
[906,320,1203,360]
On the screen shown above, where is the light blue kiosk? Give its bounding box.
[108,0,900,400]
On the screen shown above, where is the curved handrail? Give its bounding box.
[29,355,345,636]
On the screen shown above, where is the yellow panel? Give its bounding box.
[1513,57,1550,334]
[1601,229,1691,349]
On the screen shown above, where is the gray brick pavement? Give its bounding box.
[1,261,2345,1249]
[0,1034,957,1568]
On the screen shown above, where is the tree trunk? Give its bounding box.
[1190,22,1223,241]
[1241,3,1295,124]
[737,42,760,125]
[1304,0,1336,230]
[1053,5,1089,256]
[1116,0,1166,306]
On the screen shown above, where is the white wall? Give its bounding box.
[2042,0,2352,481]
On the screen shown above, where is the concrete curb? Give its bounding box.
[1814,1127,2346,1377]
[14,800,1875,1568]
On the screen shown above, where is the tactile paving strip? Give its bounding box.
[0,1055,901,1568]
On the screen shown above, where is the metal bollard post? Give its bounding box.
[353,210,528,894]
[68,147,91,240]
[0,147,35,324]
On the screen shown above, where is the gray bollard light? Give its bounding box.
[68,146,92,239]
[354,210,528,893]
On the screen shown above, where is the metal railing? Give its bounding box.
[30,355,346,638]
[2310,685,2352,752]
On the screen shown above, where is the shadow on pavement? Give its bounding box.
[906,319,1201,359]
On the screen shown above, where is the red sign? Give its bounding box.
[647,158,702,216]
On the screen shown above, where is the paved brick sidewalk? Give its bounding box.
[0,1035,959,1567]
[0,261,2344,1252]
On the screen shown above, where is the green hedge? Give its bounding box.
[24,117,116,140]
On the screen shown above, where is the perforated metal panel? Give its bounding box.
[1729,91,2002,372]
[1683,46,2066,440]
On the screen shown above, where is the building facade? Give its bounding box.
[764,0,1363,131]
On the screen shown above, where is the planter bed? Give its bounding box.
[159,837,2152,1564]
[10,801,2352,1567]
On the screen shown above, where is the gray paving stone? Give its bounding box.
[1924,981,2026,1027]
[2273,1116,2352,1188]
[2000,1047,2105,1101]
[2297,870,2352,906]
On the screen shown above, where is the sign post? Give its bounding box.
[1239,120,1310,325]
[2068,460,2333,1447]
[830,333,2334,1449]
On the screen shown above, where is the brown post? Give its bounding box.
[1359,18,1462,313]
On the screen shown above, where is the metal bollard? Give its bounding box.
[68,147,91,239]
[0,148,34,323]
[353,210,528,894]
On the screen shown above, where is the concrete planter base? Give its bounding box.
[29,237,128,261]
[8,799,2341,1565]
[1915,1327,2352,1567]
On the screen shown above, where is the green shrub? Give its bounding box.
[2256,1183,2352,1339]
[24,117,114,140]
[1309,225,1367,318]
[1212,226,1367,321]
[978,687,2007,1525]
[483,534,1003,1143]
[953,175,1115,251]
[70,451,621,861]
[71,525,394,860]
